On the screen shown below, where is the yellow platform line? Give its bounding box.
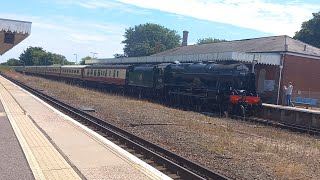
[0,82,81,180]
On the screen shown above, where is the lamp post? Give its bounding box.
[74,54,77,64]
[90,52,98,59]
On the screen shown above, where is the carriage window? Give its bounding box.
[116,71,119,77]
[113,70,116,77]
[98,70,100,76]
[94,70,97,76]
[77,70,79,74]
[108,70,111,77]
[89,69,92,76]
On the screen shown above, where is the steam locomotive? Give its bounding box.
[13,61,261,116]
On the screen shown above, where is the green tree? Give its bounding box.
[19,46,72,66]
[122,23,181,57]
[294,12,320,48]
[1,58,23,66]
[19,47,44,66]
[80,56,92,65]
[197,37,226,45]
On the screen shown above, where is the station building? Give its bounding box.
[0,18,32,56]
[86,32,320,106]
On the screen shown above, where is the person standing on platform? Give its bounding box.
[284,82,293,106]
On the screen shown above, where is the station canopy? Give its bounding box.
[85,51,281,66]
[0,18,32,55]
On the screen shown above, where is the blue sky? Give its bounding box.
[0,0,319,63]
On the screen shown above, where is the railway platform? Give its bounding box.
[260,103,320,130]
[0,76,170,180]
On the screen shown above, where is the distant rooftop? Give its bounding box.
[0,18,32,55]
[152,35,320,58]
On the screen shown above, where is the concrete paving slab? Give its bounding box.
[0,102,34,180]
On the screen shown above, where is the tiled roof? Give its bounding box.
[152,35,320,57]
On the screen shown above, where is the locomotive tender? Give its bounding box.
[13,61,261,115]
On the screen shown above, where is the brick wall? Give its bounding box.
[282,54,320,104]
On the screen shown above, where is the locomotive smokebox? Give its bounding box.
[182,30,189,46]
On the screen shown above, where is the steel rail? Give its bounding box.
[232,114,320,135]
[2,74,229,180]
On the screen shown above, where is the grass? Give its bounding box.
[273,161,309,179]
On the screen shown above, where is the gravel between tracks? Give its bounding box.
[5,71,320,180]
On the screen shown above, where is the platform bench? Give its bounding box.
[293,97,318,108]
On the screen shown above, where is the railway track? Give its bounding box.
[231,115,320,136]
[2,74,229,180]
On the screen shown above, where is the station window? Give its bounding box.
[98,70,100,76]
[116,71,119,77]
[4,32,15,44]
[113,70,116,78]
[90,69,93,76]
[94,70,97,76]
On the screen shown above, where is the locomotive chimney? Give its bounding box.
[182,30,189,46]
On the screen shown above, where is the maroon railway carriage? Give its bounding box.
[82,65,131,86]
[45,66,61,78]
[60,65,87,80]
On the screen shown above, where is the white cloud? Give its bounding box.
[0,13,126,63]
[115,0,320,35]
[53,0,150,14]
